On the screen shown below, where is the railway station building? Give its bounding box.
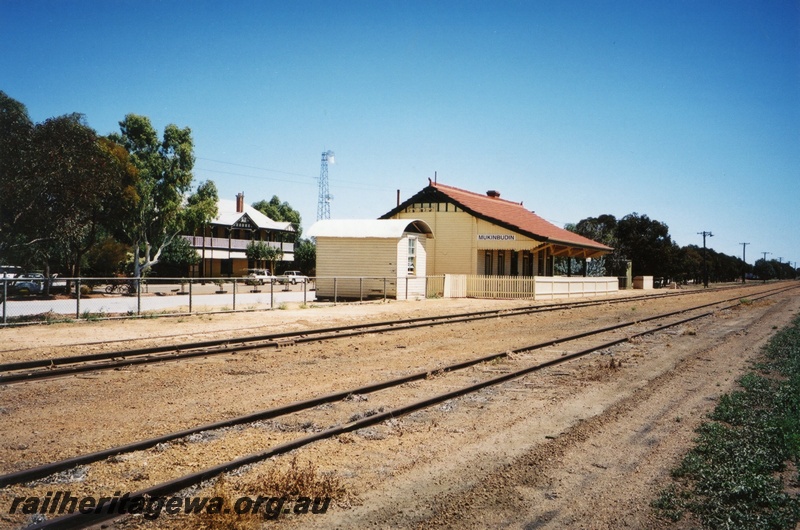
[380,181,613,278]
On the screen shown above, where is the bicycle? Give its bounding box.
[105,279,132,295]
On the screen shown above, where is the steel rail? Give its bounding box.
[23,285,796,530]
[5,285,793,490]
[0,283,776,384]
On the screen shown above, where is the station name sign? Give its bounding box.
[478,234,516,241]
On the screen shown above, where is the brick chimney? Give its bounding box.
[236,192,244,213]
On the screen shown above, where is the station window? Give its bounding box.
[497,251,505,276]
[407,237,416,275]
[484,251,492,275]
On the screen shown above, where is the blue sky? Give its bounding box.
[2,0,799,266]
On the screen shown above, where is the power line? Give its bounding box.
[196,156,395,191]
[196,157,315,180]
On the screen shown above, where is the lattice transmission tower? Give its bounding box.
[317,150,334,221]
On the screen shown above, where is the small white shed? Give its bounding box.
[307,219,434,300]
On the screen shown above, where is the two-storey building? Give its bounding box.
[183,193,295,278]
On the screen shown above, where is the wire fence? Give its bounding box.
[0,275,447,326]
[0,276,312,326]
[0,273,622,326]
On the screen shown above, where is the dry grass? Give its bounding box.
[170,457,350,529]
[581,357,625,381]
[248,456,348,500]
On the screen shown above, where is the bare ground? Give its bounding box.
[1,283,798,529]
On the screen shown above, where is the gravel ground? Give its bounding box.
[1,283,797,529]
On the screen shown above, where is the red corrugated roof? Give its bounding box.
[383,181,613,254]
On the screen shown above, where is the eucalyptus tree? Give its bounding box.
[0,91,34,258]
[110,114,216,278]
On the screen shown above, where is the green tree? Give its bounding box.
[184,180,219,234]
[245,241,272,269]
[85,235,129,276]
[30,115,138,280]
[567,214,626,276]
[294,238,316,276]
[156,235,200,276]
[616,213,676,278]
[110,114,214,279]
[1,99,138,288]
[753,258,775,281]
[0,91,35,258]
[252,195,302,241]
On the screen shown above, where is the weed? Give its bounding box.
[654,314,800,529]
[81,309,107,321]
[248,456,348,501]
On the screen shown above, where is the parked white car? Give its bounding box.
[245,269,276,285]
[277,271,309,285]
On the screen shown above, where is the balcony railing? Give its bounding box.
[182,236,293,253]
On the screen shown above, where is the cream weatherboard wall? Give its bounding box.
[392,204,475,275]
[314,234,427,300]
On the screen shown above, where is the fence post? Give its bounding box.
[383,277,387,302]
[405,276,409,300]
[334,278,337,305]
[270,279,274,309]
[136,278,142,315]
[2,279,7,324]
[359,277,363,302]
[76,279,81,320]
[303,279,307,305]
[189,279,193,313]
[232,278,236,311]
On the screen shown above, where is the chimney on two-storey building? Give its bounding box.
[236,192,244,213]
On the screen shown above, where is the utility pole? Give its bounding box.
[739,242,749,283]
[698,231,713,288]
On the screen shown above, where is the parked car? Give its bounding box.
[244,268,276,285]
[276,271,309,285]
[10,273,46,295]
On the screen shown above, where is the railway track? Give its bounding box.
[9,283,798,529]
[0,282,775,385]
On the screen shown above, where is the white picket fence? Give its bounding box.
[443,274,618,300]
